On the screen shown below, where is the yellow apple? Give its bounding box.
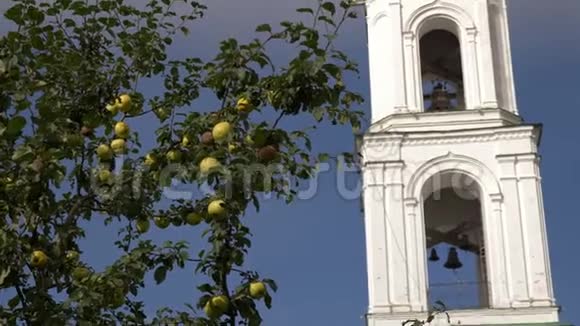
[204,301,221,319]
[114,121,130,139]
[236,97,253,113]
[110,139,126,154]
[185,212,203,225]
[136,219,150,233]
[144,153,157,167]
[244,135,254,146]
[106,103,119,115]
[115,94,132,113]
[208,200,226,218]
[96,144,113,161]
[98,169,112,184]
[166,149,182,162]
[30,250,48,268]
[211,295,230,313]
[228,143,237,152]
[199,157,220,174]
[212,121,232,142]
[181,135,191,147]
[249,281,267,299]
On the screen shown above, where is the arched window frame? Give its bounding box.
[404,4,480,112]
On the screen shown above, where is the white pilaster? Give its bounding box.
[497,155,531,307]
[384,161,409,311]
[464,27,481,110]
[364,163,390,309]
[515,154,555,307]
[489,193,511,308]
[476,0,499,108]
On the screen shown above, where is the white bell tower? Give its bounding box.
[360,0,562,325]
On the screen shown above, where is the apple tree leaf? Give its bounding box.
[154,266,167,284]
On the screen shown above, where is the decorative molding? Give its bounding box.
[404,198,419,207]
[406,152,502,199]
[490,193,504,203]
[404,0,476,33]
[370,11,390,27]
[400,130,533,146]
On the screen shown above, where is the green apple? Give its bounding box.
[204,301,221,319]
[166,149,182,162]
[199,157,220,174]
[249,281,267,299]
[65,250,80,262]
[208,200,226,218]
[212,121,232,142]
[154,216,170,229]
[154,107,170,121]
[72,266,91,281]
[185,212,203,225]
[114,121,130,139]
[96,144,113,161]
[136,219,150,233]
[252,129,268,147]
[108,288,125,309]
[30,250,48,268]
[64,134,84,147]
[110,139,126,154]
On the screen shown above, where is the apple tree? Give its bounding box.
[0,0,363,324]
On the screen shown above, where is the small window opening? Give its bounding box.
[420,30,466,112]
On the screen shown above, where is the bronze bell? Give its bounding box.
[444,247,463,270]
[429,83,451,111]
[428,248,440,262]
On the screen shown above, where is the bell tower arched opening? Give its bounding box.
[419,19,466,112]
[421,172,489,310]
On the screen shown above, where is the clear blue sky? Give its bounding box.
[2,0,579,324]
